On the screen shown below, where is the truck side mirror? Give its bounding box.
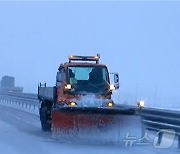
[114,73,120,89]
[109,73,120,90]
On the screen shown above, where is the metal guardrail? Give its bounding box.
[0,91,39,111]
[140,107,180,149]
[0,90,37,100]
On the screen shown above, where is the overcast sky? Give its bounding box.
[0,1,180,100]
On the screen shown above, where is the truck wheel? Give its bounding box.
[41,121,51,132]
[40,106,51,132]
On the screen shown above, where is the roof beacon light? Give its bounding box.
[69,54,100,64]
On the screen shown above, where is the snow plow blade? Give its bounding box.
[51,106,142,145]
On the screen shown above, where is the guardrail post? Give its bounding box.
[141,123,146,138]
[157,131,163,146]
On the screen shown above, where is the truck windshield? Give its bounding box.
[68,66,110,94]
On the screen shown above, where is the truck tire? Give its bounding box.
[40,106,51,132]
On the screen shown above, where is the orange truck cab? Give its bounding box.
[38,54,119,131]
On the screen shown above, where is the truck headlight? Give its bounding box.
[69,101,77,107]
[107,102,114,107]
[65,84,72,90]
[110,85,116,91]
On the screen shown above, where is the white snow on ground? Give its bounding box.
[0,118,179,154]
[0,104,180,154]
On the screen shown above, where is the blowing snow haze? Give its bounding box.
[0,2,180,100]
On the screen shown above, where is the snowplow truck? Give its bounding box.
[38,55,142,143]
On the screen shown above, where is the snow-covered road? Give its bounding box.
[0,104,179,154]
